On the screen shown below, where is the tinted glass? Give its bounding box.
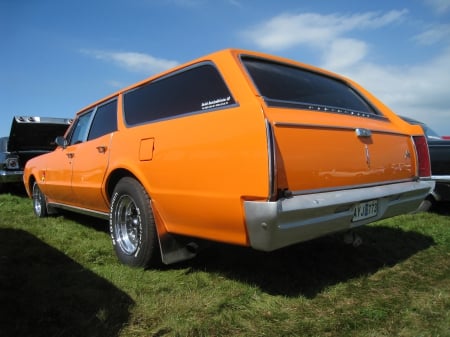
[68,111,93,145]
[242,57,376,115]
[124,64,235,125]
[88,99,118,140]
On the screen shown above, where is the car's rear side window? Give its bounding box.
[242,57,378,116]
[88,99,118,140]
[123,63,236,126]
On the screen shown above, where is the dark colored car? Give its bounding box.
[0,116,72,192]
[402,116,450,210]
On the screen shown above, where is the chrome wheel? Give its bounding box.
[113,195,141,255]
[32,182,47,217]
[110,177,159,267]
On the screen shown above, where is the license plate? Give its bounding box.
[352,200,378,222]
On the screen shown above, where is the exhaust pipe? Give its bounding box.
[186,242,199,254]
[343,231,363,247]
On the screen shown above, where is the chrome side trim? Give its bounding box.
[47,202,109,220]
[244,180,435,252]
[289,178,416,196]
[0,170,23,183]
[274,121,408,137]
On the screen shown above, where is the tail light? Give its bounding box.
[413,136,431,178]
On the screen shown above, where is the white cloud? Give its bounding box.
[322,38,368,70]
[424,0,450,14]
[242,9,450,135]
[413,23,450,45]
[339,47,450,107]
[319,47,450,135]
[243,10,408,51]
[82,50,179,74]
[243,13,335,50]
[227,0,242,8]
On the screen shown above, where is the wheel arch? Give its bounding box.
[25,174,37,198]
[105,168,138,202]
[105,168,198,265]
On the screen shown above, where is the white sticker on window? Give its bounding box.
[201,96,231,110]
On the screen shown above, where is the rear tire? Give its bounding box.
[32,182,48,218]
[109,177,159,268]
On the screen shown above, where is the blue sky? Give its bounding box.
[1,0,450,137]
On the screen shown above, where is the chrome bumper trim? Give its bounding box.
[432,175,450,183]
[244,180,435,252]
[0,170,24,183]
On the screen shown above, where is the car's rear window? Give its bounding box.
[242,56,379,117]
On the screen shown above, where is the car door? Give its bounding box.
[70,99,117,212]
[41,110,94,203]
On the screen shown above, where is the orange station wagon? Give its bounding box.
[23,49,435,267]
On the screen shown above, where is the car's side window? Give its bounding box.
[123,63,236,126]
[88,99,118,141]
[67,110,94,145]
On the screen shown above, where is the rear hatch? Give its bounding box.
[241,56,418,196]
[8,116,72,167]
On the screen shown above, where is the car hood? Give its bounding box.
[7,116,72,152]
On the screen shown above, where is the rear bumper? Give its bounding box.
[0,170,23,183]
[244,180,435,251]
[431,175,450,201]
[432,175,450,183]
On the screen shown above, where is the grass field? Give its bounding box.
[0,190,449,337]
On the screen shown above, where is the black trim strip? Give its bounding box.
[264,98,387,121]
[274,121,408,137]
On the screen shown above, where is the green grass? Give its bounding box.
[0,191,449,337]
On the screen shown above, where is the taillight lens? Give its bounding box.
[413,136,431,177]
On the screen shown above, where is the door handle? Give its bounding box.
[66,153,74,159]
[96,146,107,154]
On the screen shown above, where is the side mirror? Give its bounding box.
[55,136,68,149]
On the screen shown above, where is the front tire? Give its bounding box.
[109,177,159,268]
[32,182,48,218]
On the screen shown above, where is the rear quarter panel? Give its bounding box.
[108,55,270,246]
